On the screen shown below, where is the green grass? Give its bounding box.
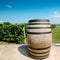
[52,27,60,43]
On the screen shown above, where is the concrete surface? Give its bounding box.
[0,44,60,60]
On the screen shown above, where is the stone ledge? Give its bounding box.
[0,44,60,60]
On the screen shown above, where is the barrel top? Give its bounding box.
[29,19,49,22]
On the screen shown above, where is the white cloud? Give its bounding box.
[52,11,60,18]
[54,11,58,14]
[0,20,4,23]
[6,5,12,8]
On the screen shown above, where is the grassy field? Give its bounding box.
[52,27,60,43]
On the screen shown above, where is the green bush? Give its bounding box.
[0,22,27,44]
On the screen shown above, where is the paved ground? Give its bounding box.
[0,44,60,60]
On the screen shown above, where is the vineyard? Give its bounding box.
[0,22,27,44]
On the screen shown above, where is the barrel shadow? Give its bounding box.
[18,45,44,60]
[18,45,31,58]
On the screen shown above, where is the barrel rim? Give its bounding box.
[27,31,51,34]
[28,27,51,29]
[30,54,49,59]
[28,49,50,54]
[29,52,49,57]
[29,19,49,22]
[28,46,51,50]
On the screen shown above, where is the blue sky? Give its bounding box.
[0,0,60,24]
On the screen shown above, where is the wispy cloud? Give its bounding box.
[52,11,60,18]
[6,5,12,8]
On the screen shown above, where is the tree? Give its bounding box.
[51,24,56,29]
[3,22,11,25]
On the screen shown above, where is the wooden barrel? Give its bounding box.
[27,19,52,59]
